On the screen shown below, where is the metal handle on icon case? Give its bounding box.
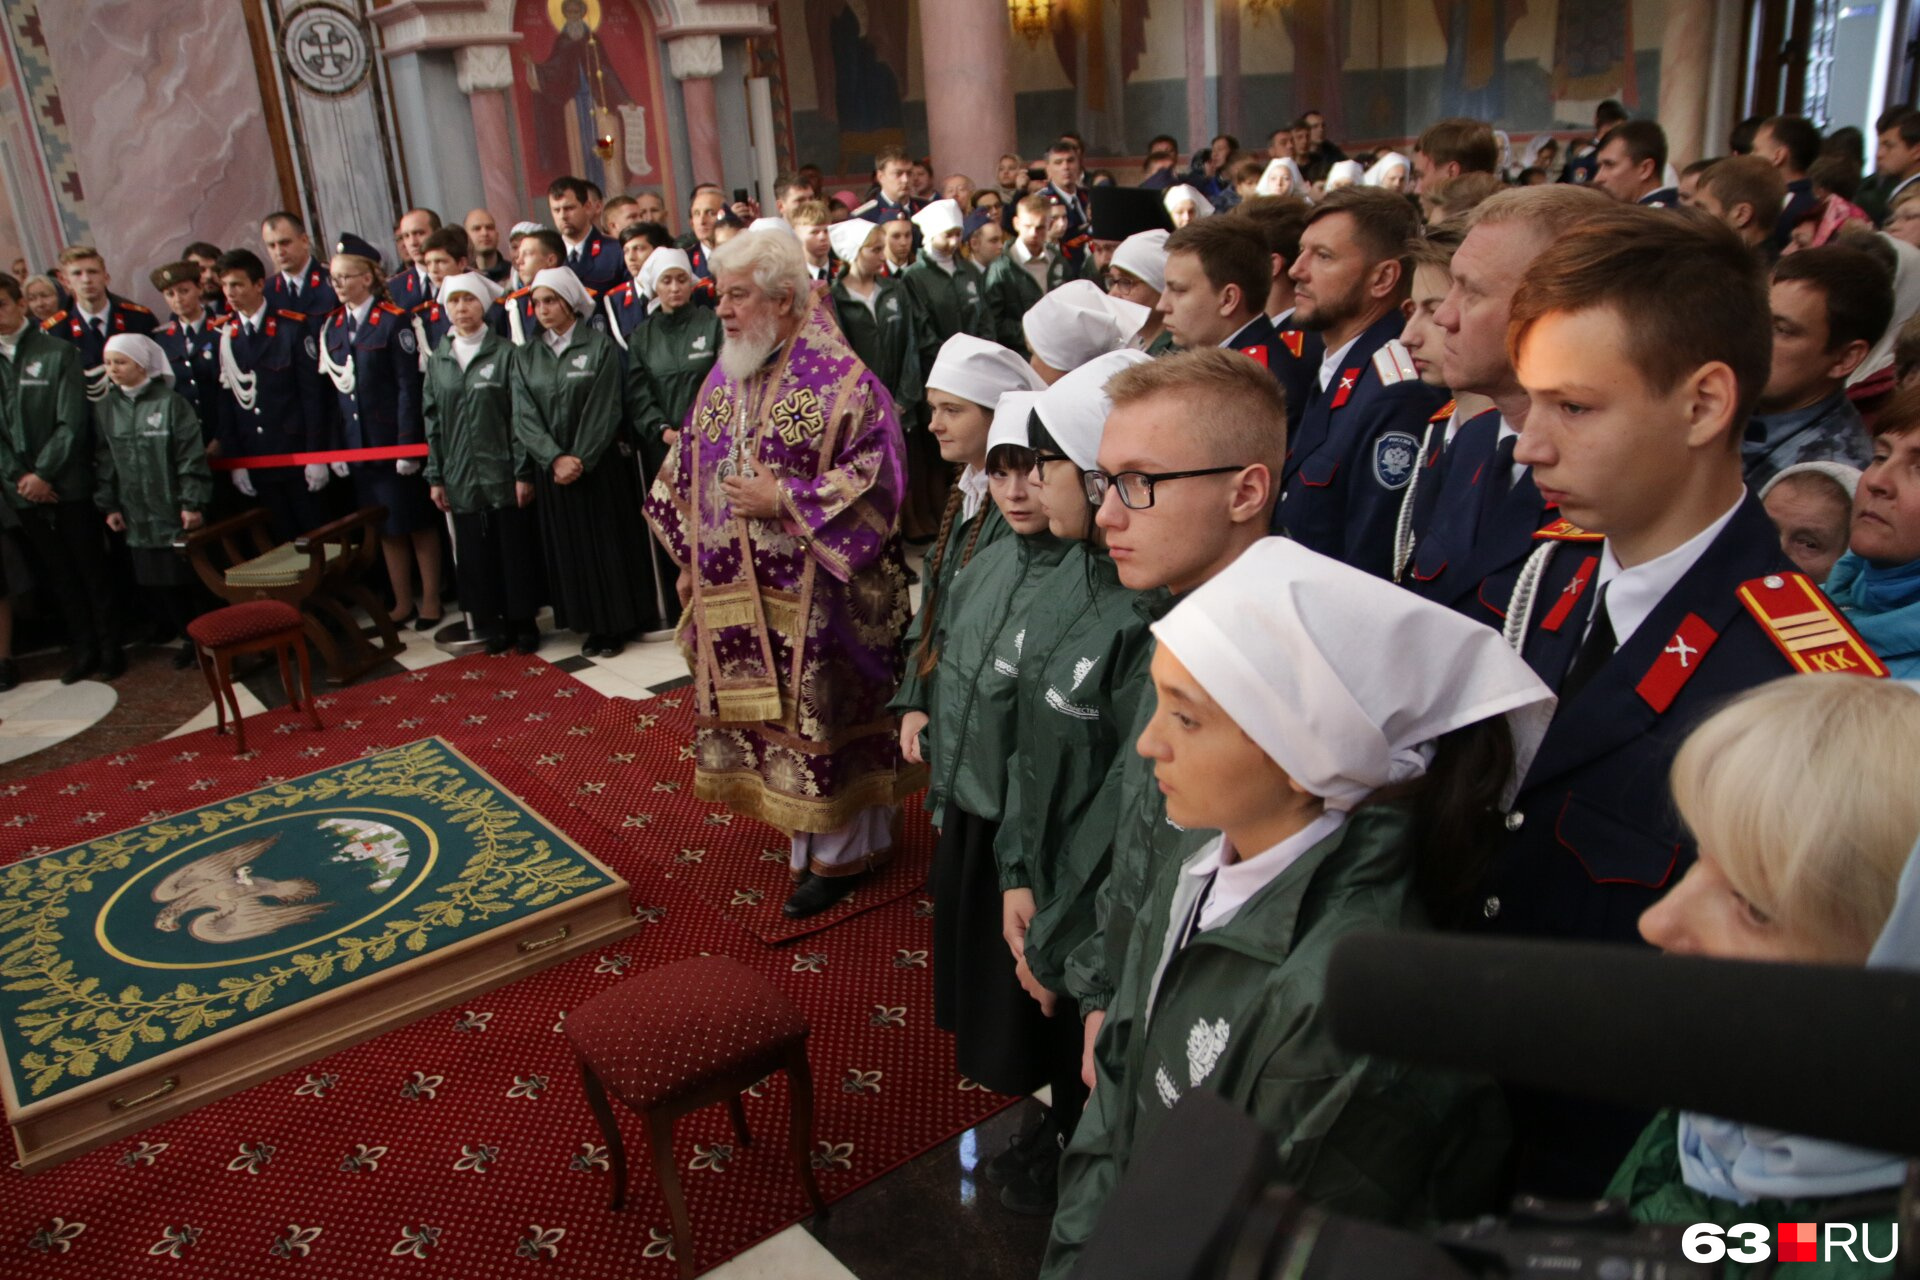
[110,1076,180,1112]
[518,925,572,954]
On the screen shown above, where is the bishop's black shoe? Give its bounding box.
[97,645,127,680]
[60,647,98,685]
[781,869,866,919]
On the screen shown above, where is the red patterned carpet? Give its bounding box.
[2,656,1015,1279]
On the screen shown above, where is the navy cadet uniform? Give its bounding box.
[386,261,432,313]
[562,228,625,295]
[854,192,927,227]
[319,299,434,536]
[600,280,648,350]
[1273,312,1449,578]
[1398,407,1558,626]
[1269,316,1322,437]
[265,258,339,325]
[153,315,221,432]
[1036,181,1092,267]
[1775,176,1817,250]
[1469,494,1886,1198]
[210,306,333,539]
[43,293,158,400]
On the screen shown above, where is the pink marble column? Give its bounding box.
[682,76,725,186]
[1185,0,1208,151]
[1658,0,1716,167]
[918,0,1016,184]
[1217,0,1242,141]
[468,90,521,225]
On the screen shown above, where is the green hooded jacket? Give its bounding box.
[1062,591,1213,1015]
[511,323,628,474]
[890,485,1008,720]
[832,275,924,417]
[423,328,524,514]
[996,545,1164,992]
[982,247,1071,356]
[1041,806,1510,1280]
[92,380,210,548]
[921,530,1070,828]
[1606,1112,1898,1279]
[900,251,990,370]
[0,326,91,508]
[624,303,722,473]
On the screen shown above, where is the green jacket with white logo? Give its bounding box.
[982,247,1070,356]
[511,324,627,474]
[995,545,1163,992]
[624,303,722,474]
[889,490,1008,722]
[832,276,923,418]
[0,327,91,509]
[900,251,990,372]
[423,328,524,514]
[1042,806,1510,1280]
[92,379,210,548]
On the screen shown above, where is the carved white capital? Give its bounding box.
[456,43,513,93]
[667,34,723,81]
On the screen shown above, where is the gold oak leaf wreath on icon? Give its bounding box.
[0,742,603,1095]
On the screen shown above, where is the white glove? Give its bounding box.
[396,458,421,476]
[330,461,350,478]
[304,463,330,492]
[231,467,255,498]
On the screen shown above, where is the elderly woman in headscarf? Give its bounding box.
[321,232,442,630]
[511,264,660,658]
[1041,537,1555,1279]
[1364,151,1413,193]
[93,332,210,669]
[423,271,539,656]
[1609,675,1920,1274]
[1162,183,1214,228]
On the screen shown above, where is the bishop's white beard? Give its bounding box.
[719,314,782,383]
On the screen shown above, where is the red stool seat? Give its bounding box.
[566,955,807,1110]
[187,600,304,649]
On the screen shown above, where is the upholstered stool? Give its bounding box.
[565,955,828,1278]
[185,600,324,756]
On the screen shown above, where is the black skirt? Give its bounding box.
[352,463,438,535]
[450,505,543,628]
[532,449,662,636]
[931,807,1059,1096]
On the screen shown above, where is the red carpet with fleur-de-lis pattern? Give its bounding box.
[2,656,1014,1280]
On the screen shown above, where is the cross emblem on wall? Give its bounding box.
[299,20,352,77]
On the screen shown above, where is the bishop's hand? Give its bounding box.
[720,466,781,519]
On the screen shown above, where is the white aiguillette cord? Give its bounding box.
[317,319,356,396]
[217,323,258,412]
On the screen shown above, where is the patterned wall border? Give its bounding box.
[0,0,86,246]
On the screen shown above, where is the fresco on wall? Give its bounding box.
[1553,0,1638,105]
[801,0,910,173]
[510,0,672,201]
[1436,0,1528,121]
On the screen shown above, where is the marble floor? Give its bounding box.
[0,607,1057,1280]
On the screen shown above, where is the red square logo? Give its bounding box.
[1778,1222,1818,1262]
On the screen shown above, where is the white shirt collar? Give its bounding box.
[1187,811,1346,932]
[1591,496,1744,649]
[1011,238,1050,267]
[1220,316,1263,349]
[347,297,373,326]
[544,322,575,354]
[957,464,990,523]
[282,268,304,289]
[1317,333,1361,391]
[562,232,587,253]
[0,317,28,352]
[118,376,152,399]
[76,298,110,325]
[242,302,269,331]
[452,328,486,370]
[1269,305,1295,330]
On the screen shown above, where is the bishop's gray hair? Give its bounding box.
[710,228,810,310]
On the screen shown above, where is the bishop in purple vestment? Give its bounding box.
[645,228,922,919]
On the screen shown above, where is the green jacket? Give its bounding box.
[511,323,628,475]
[1145,328,1177,357]
[0,326,91,508]
[91,380,210,548]
[1042,807,1510,1280]
[624,303,722,473]
[996,545,1163,992]
[423,329,524,514]
[1062,591,1211,1014]
[983,246,1070,356]
[922,530,1069,828]
[832,276,923,417]
[900,252,990,372]
[890,486,1008,719]
[1607,1112,1897,1279]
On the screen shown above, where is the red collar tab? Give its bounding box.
[1330,367,1360,409]
[1430,398,1455,422]
[1540,554,1599,634]
[1636,613,1720,712]
[1279,330,1305,359]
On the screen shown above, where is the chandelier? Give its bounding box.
[1243,0,1286,21]
[1008,0,1051,43]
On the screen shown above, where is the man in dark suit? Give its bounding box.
[1594,120,1678,207]
[1234,196,1324,435]
[387,207,441,311]
[260,210,339,324]
[44,245,157,399]
[547,176,623,294]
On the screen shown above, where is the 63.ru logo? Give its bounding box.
[1684,1222,1899,1265]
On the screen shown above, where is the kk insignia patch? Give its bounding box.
[1372,431,1419,490]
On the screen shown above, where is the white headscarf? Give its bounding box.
[987,389,1041,455]
[1758,460,1863,503]
[103,333,173,386]
[1257,158,1307,197]
[926,333,1044,408]
[911,198,966,238]
[528,266,592,317]
[437,271,505,308]
[1110,229,1170,293]
[829,218,880,264]
[1522,134,1559,171]
[749,216,796,239]
[1151,538,1555,810]
[1325,160,1365,190]
[1163,184,1215,219]
[1023,280,1151,374]
[1363,152,1411,188]
[1032,348,1150,469]
[637,248,693,312]
[1852,232,1920,388]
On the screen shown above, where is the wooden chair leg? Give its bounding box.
[215,651,246,755]
[725,1093,752,1148]
[274,643,296,719]
[295,636,323,729]
[196,645,224,738]
[576,1058,628,1212]
[645,1109,695,1280]
[784,1042,829,1222]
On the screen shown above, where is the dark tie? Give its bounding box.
[1560,587,1615,701]
[568,247,581,268]
[89,316,105,340]
[288,277,300,301]
[347,313,359,340]
[244,319,256,338]
[1478,433,1519,524]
